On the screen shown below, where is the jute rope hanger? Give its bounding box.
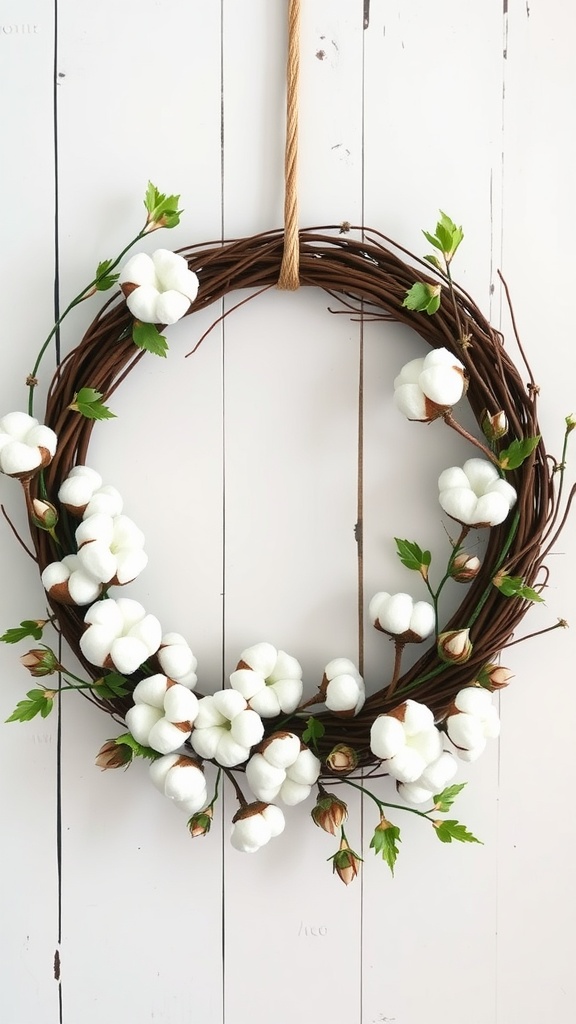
[278,0,301,290]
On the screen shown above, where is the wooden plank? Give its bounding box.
[497,2,576,1020]
[53,2,226,1021]
[221,3,365,1023]
[361,3,504,1021]
[0,4,61,1022]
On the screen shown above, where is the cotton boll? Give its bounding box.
[267,676,303,714]
[398,781,434,805]
[262,732,301,769]
[230,815,271,853]
[393,383,430,420]
[190,725,222,760]
[238,642,278,676]
[454,687,493,716]
[109,636,151,675]
[229,668,262,701]
[261,804,285,837]
[125,703,163,745]
[280,779,312,805]
[419,751,458,791]
[193,696,226,730]
[247,686,282,718]
[268,650,302,683]
[410,602,436,640]
[158,634,197,684]
[401,700,435,735]
[163,684,198,724]
[214,733,251,768]
[385,746,427,783]
[163,762,206,802]
[84,486,123,518]
[149,754,179,791]
[438,466,469,491]
[408,725,443,765]
[447,712,485,751]
[325,674,364,714]
[80,624,116,667]
[212,688,249,720]
[370,715,405,759]
[439,487,479,525]
[132,674,169,708]
[246,754,285,796]
[148,718,189,755]
[229,708,264,748]
[155,289,193,325]
[393,357,425,388]
[285,748,320,786]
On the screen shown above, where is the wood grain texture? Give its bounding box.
[1,2,575,1022]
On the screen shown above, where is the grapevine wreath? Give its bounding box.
[1,187,573,882]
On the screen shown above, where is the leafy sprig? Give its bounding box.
[498,436,540,471]
[132,321,169,358]
[68,387,116,420]
[1,620,46,644]
[395,538,431,580]
[493,573,544,603]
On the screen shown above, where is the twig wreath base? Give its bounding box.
[3,205,572,878]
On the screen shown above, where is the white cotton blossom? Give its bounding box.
[125,674,199,754]
[246,732,321,806]
[369,592,435,642]
[229,642,303,718]
[157,632,198,689]
[190,689,264,768]
[58,466,123,518]
[230,802,286,853]
[119,249,199,325]
[438,458,517,528]
[80,597,162,675]
[149,754,208,815]
[75,512,148,586]
[397,751,458,805]
[393,348,466,421]
[370,699,443,783]
[445,686,501,762]
[0,411,57,477]
[321,657,365,716]
[41,553,103,606]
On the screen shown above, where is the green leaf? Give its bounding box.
[144,182,182,229]
[302,716,325,746]
[69,387,116,420]
[422,213,464,263]
[93,672,130,699]
[394,538,432,576]
[493,574,544,603]
[434,819,482,844]
[116,732,161,761]
[433,782,467,813]
[402,281,442,316]
[1,620,45,644]
[424,253,443,270]
[370,822,402,876]
[498,435,540,471]
[132,321,169,357]
[6,688,55,723]
[95,259,120,292]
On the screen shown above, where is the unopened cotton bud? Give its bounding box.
[450,552,481,582]
[437,629,473,665]
[482,409,509,441]
[476,663,514,690]
[188,807,213,838]
[331,836,362,885]
[32,498,59,531]
[325,744,358,774]
[20,648,60,676]
[95,738,133,770]
[566,414,576,433]
[311,794,348,835]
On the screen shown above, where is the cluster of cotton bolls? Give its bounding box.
[369,690,501,806]
[41,466,148,605]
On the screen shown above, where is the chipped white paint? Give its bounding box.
[1,2,575,1022]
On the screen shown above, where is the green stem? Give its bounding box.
[342,778,432,823]
[27,224,149,415]
[445,261,465,346]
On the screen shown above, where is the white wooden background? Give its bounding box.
[1,2,575,1022]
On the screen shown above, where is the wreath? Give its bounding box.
[1,186,572,882]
